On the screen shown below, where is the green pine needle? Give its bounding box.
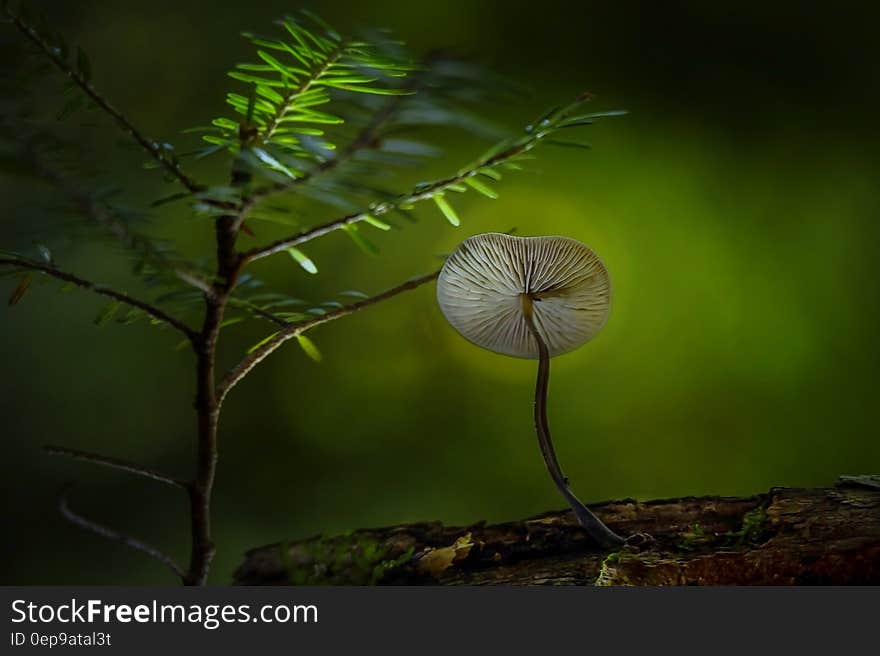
[93,301,120,326]
[247,331,280,354]
[296,333,322,362]
[432,194,460,227]
[343,224,380,255]
[286,247,318,274]
[363,215,392,231]
[208,12,416,168]
[464,177,498,199]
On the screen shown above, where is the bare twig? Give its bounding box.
[59,487,185,582]
[0,257,198,341]
[174,268,216,297]
[46,445,189,490]
[216,270,440,404]
[5,7,202,193]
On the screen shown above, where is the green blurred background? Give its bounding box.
[1,0,878,584]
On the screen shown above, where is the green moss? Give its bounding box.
[279,534,415,585]
[676,523,707,552]
[739,507,769,544]
[593,551,622,586]
[724,506,770,546]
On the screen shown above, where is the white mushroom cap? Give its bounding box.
[436,233,611,358]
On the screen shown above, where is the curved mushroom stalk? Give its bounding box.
[437,232,624,548]
[521,294,624,548]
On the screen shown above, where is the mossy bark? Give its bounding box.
[234,476,880,585]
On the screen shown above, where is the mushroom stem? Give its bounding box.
[521,295,624,549]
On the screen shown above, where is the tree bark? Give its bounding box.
[234,476,880,585]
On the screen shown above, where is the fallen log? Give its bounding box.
[234,476,880,585]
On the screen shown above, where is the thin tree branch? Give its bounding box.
[240,91,610,263]
[59,487,185,582]
[0,127,166,262]
[240,138,536,264]
[5,7,202,193]
[216,269,440,404]
[226,54,447,236]
[1,128,211,295]
[46,445,189,491]
[0,257,198,341]
[174,268,217,298]
[227,298,288,327]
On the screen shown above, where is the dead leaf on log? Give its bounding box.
[417,533,475,576]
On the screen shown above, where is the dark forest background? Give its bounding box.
[1,0,878,583]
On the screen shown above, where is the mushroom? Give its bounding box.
[437,232,624,548]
